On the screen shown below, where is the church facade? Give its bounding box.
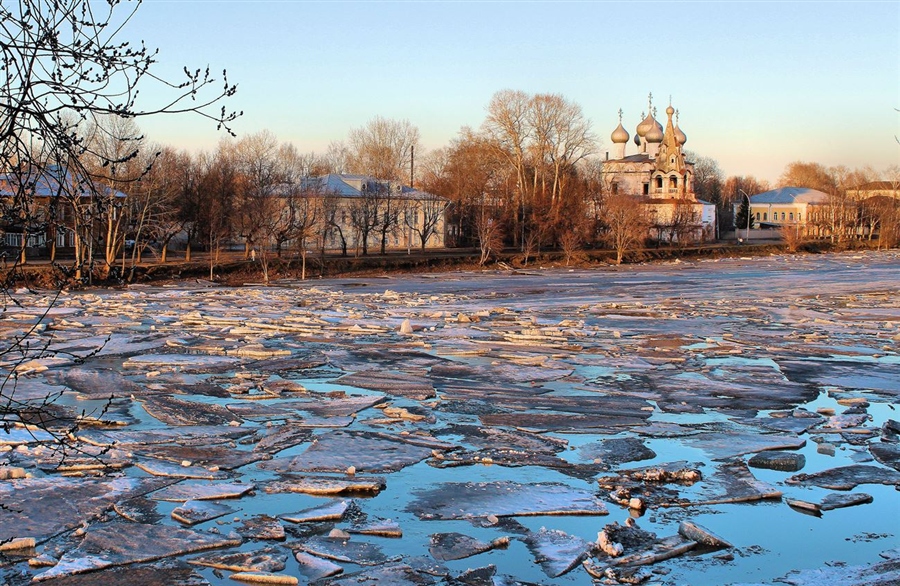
[601,94,717,242]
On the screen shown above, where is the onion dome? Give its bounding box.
[645,118,663,143]
[635,111,654,139]
[611,109,629,144]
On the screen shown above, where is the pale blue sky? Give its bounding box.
[128,1,899,182]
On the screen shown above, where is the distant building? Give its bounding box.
[295,174,449,253]
[739,187,830,230]
[0,165,126,260]
[601,94,716,242]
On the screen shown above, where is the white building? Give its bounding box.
[601,94,716,242]
[299,174,449,253]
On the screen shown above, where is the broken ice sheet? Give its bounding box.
[430,361,573,384]
[870,442,900,471]
[136,459,229,480]
[407,481,608,520]
[786,492,874,514]
[21,561,211,586]
[786,464,900,490]
[171,500,235,525]
[32,522,241,581]
[293,550,343,582]
[323,563,434,585]
[0,477,175,545]
[151,481,256,502]
[683,429,806,460]
[434,424,568,455]
[134,444,267,471]
[668,460,782,507]
[578,437,656,467]
[259,430,436,474]
[263,474,386,496]
[252,424,313,454]
[281,499,349,523]
[280,394,388,418]
[335,370,436,400]
[291,535,388,566]
[522,528,589,578]
[188,546,287,572]
[428,532,509,561]
[77,426,254,448]
[123,353,242,372]
[221,516,281,544]
[114,497,163,524]
[347,517,402,538]
[139,395,241,426]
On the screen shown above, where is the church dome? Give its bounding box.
[674,125,687,146]
[611,122,630,144]
[646,119,663,143]
[635,111,654,138]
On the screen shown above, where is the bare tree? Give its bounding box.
[404,192,448,251]
[484,90,531,249]
[600,193,650,265]
[476,207,504,266]
[232,131,283,259]
[322,190,349,257]
[778,161,836,193]
[375,183,404,255]
[348,183,380,256]
[347,117,421,181]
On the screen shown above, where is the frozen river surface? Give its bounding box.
[1,250,899,585]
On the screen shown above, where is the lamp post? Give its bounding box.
[738,189,751,242]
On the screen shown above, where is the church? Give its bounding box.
[601,94,717,242]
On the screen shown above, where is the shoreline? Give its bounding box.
[1,239,892,290]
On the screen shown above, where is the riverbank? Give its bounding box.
[1,238,890,289]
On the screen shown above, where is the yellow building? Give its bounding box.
[744,187,830,228]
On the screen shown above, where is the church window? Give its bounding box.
[656,177,663,190]
[612,182,619,195]
[669,176,677,189]
[671,157,676,165]
[643,183,649,195]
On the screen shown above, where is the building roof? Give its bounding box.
[0,166,126,199]
[750,187,831,204]
[296,174,445,201]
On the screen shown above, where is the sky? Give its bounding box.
[123,0,899,183]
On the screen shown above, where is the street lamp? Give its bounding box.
[738,189,752,242]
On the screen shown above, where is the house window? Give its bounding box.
[789,212,794,221]
[756,212,761,221]
[763,213,767,221]
[781,212,786,221]
[798,213,802,221]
